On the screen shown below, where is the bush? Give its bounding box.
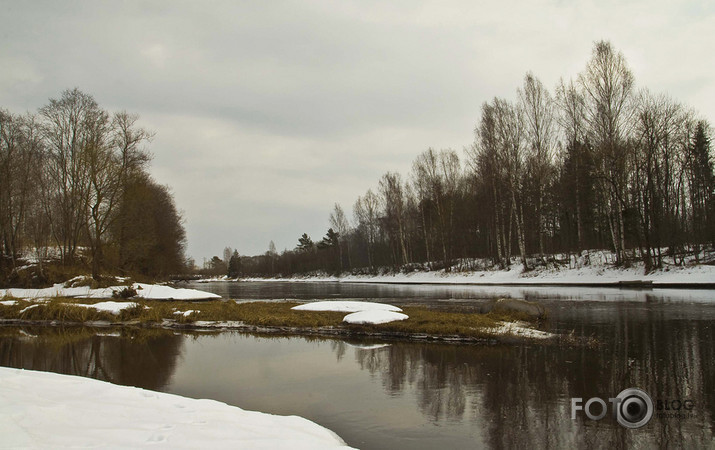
[112,286,138,299]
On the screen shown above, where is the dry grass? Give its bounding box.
[0,298,544,341]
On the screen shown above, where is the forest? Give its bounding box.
[229,41,713,277]
[0,89,186,285]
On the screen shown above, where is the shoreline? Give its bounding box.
[225,261,715,290]
[0,297,571,345]
[0,318,571,346]
[234,278,715,290]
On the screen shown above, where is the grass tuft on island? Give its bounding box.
[0,298,584,345]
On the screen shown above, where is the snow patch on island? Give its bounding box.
[343,310,409,325]
[489,321,554,339]
[68,301,139,315]
[0,367,352,449]
[292,301,402,313]
[292,300,407,324]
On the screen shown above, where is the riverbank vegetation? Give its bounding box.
[220,41,713,278]
[0,298,559,343]
[0,89,187,287]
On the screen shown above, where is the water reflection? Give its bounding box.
[0,321,712,449]
[1,278,714,449]
[343,316,714,448]
[188,280,715,304]
[0,327,185,391]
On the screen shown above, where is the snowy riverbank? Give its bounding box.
[0,279,220,301]
[0,367,351,449]
[242,259,715,287]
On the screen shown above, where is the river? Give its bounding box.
[1,281,713,449]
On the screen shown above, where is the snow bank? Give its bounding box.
[292,300,402,313]
[133,283,221,300]
[249,258,715,287]
[0,367,352,449]
[69,301,139,315]
[0,282,220,301]
[343,310,409,325]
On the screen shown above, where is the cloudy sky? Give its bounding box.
[1,1,713,262]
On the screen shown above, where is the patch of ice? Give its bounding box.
[0,300,17,306]
[343,310,409,325]
[292,301,402,313]
[0,367,352,449]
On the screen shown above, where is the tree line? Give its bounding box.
[232,41,713,277]
[0,88,186,283]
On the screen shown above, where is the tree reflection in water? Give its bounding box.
[349,311,714,449]
[0,327,185,391]
[0,303,712,449]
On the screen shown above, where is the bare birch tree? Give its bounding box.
[518,73,556,260]
[578,40,635,264]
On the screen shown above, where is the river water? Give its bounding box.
[1,281,713,449]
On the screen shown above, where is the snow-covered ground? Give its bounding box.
[292,300,408,324]
[69,301,139,315]
[292,301,403,313]
[0,281,220,301]
[244,259,715,286]
[0,367,351,449]
[489,321,554,339]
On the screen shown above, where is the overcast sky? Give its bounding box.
[1,1,713,262]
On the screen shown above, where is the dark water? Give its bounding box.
[1,281,714,449]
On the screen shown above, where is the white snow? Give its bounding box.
[0,282,220,301]
[132,283,220,300]
[18,304,39,314]
[0,367,352,449]
[489,321,554,339]
[68,301,139,315]
[174,309,198,317]
[246,253,715,287]
[343,310,409,325]
[292,300,408,324]
[292,300,402,313]
[0,300,17,306]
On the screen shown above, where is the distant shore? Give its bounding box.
[203,259,715,289]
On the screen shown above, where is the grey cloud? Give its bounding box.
[1,0,713,259]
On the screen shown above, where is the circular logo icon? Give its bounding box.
[615,388,653,429]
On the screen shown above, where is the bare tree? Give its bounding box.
[40,88,104,264]
[329,203,351,271]
[518,72,556,260]
[493,97,529,269]
[379,172,409,265]
[0,111,43,267]
[556,78,589,251]
[578,40,635,264]
[354,189,380,268]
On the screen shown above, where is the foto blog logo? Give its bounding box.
[571,388,654,429]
